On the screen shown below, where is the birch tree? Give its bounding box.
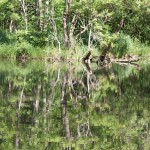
[19,0,28,31]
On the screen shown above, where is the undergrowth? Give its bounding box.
[0,33,149,60]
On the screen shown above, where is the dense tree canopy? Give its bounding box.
[0,0,149,50]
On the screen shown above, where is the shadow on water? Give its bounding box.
[0,59,150,150]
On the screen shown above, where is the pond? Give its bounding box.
[0,59,150,150]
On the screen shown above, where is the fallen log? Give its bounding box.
[111,57,140,63]
[81,48,141,68]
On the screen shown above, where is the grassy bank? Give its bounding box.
[0,42,44,59]
[0,35,149,61]
[0,41,92,61]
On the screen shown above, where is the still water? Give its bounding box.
[0,60,150,150]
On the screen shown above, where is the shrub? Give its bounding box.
[112,34,132,57]
[0,29,9,43]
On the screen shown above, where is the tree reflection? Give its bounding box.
[0,60,150,149]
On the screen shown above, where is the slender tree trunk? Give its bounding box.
[69,13,78,49]
[88,27,92,50]
[63,14,69,48]
[21,0,28,31]
[77,124,81,137]
[43,0,49,31]
[9,18,15,32]
[35,0,43,31]
[50,4,61,60]
[63,0,71,48]
[39,0,43,31]
[35,0,40,30]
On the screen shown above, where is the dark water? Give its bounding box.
[0,60,150,150]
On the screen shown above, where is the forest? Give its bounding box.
[0,0,150,150]
[0,0,149,60]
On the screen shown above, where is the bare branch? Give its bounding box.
[76,23,91,40]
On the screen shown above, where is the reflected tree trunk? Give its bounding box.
[15,134,19,149]
[16,101,20,149]
[46,63,60,112]
[34,85,41,112]
[61,73,70,138]
[19,76,26,110]
[87,73,90,98]
[28,84,42,146]
[86,110,92,137]
[43,97,47,130]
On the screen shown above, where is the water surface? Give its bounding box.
[0,60,150,150]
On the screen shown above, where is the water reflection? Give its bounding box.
[0,60,150,150]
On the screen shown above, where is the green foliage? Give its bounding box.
[129,39,150,56]
[24,31,49,47]
[0,0,8,6]
[0,44,16,58]
[0,0,149,58]
[0,29,9,43]
[0,42,45,59]
[109,0,150,43]
[111,34,132,57]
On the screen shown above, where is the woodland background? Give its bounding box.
[0,0,149,58]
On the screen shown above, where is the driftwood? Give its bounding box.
[81,49,140,67]
[81,40,141,66]
[111,57,140,63]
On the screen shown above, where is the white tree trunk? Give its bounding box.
[43,0,49,31]
[39,0,43,31]
[21,0,28,31]
[9,18,15,32]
